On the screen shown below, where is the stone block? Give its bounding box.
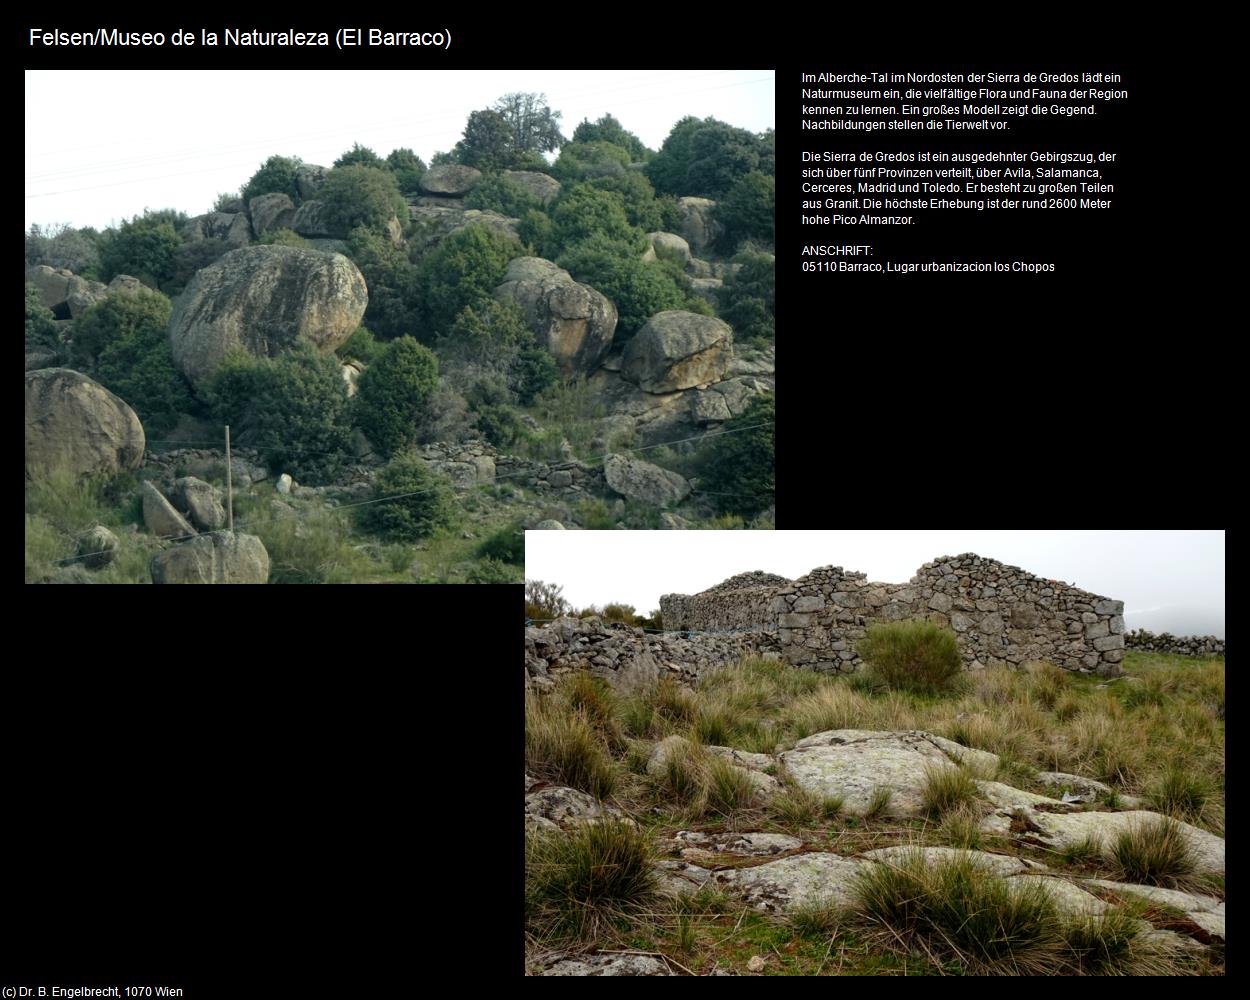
[1084,621,1110,639]
[928,592,952,613]
[1093,599,1124,615]
[1093,634,1125,651]
[793,596,826,612]
[1108,615,1125,635]
[778,613,812,628]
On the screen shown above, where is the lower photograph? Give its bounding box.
[522,529,1225,976]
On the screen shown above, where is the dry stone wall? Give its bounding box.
[525,616,780,691]
[662,553,1128,677]
[660,571,790,632]
[1124,630,1225,657]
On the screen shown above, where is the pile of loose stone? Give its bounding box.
[1125,630,1225,657]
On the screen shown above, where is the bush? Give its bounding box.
[465,558,521,583]
[385,147,426,195]
[719,252,775,346]
[205,345,351,483]
[71,286,172,368]
[336,326,381,364]
[476,523,524,565]
[94,295,194,436]
[252,506,373,584]
[353,336,439,458]
[571,113,647,161]
[26,223,101,275]
[98,214,182,286]
[240,155,302,205]
[717,170,775,250]
[463,174,543,217]
[358,452,459,542]
[169,237,232,293]
[25,282,60,353]
[550,140,631,184]
[345,226,423,340]
[855,619,963,695]
[525,579,570,621]
[586,172,675,232]
[547,184,646,257]
[333,143,384,168]
[419,226,525,337]
[438,298,531,368]
[257,228,311,248]
[318,165,408,235]
[557,234,685,338]
[699,393,774,518]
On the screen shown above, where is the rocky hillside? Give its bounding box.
[25,104,775,582]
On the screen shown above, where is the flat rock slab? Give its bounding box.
[675,831,801,857]
[1007,875,1109,915]
[713,852,864,913]
[1084,878,1225,941]
[524,782,633,832]
[976,780,1078,812]
[780,730,994,817]
[984,808,1225,875]
[1034,771,1148,808]
[529,952,672,976]
[862,846,1042,877]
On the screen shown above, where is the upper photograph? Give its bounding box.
[25,70,776,584]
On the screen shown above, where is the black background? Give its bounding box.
[18,15,1213,990]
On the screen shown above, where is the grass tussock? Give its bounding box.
[937,802,986,850]
[525,820,658,943]
[771,786,821,827]
[1147,763,1213,822]
[785,685,869,739]
[865,786,894,819]
[855,619,963,695]
[1110,816,1200,889]
[524,692,618,799]
[1026,660,1070,709]
[921,765,980,819]
[706,756,759,816]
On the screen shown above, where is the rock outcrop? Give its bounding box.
[181,212,252,247]
[150,531,270,584]
[603,453,691,507]
[418,163,482,196]
[407,204,520,256]
[494,257,617,375]
[25,369,146,480]
[676,196,723,255]
[76,526,120,570]
[171,476,226,531]
[620,311,733,392]
[25,265,109,319]
[168,246,368,390]
[295,164,328,201]
[291,200,339,239]
[248,193,297,236]
[142,481,196,539]
[501,169,561,206]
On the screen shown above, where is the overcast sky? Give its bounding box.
[525,530,1226,637]
[24,69,774,232]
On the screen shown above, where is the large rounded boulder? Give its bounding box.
[620,311,733,392]
[150,531,270,584]
[419,164,482,196]
[494,257,617,376]
[25,368,145,480]
[501,170,561,206]
[168,245,368,391]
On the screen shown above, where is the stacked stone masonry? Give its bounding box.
[1124,630,1225,657]
[661,553,1129,678]
[525,615,781,691]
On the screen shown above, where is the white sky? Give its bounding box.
[24,70,775,232]
[525,530,1226,637]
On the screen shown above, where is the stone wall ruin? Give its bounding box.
[661,553,1127,677]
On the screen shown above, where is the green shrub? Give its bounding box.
[252,507,372,584]
[318,164,408,234]
[336,326,381,364]
[454,109,517,170]
[333,143,384,168]
[94,297,194,435]
[98,214,182,286]
[358,452,459,542]
[438,298,531,368]
[716,170,775,250]
[719,252,775,346]
[385,147,426,195]
[465,558,521,583]
[525,821,656,943]
[71,286,173,369]
[525,579,570,621]
[547,184,645,256]
[240,155,303,205]
[699,393,774,518]
[257,228,311,248]
[419,225,525,336]
[571,113,647,161]
[353,336,439,458]
[512,344,558,404]
[169,237,232,293]
[25,282,60,352]
[476,523,524,565]
[550,140,631,184]
[556,234,685,338]
[855,619,962,695]
[586,172,675,232]
[463,174,543,217]
[25,223,101,275]
[345,226,423,340]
